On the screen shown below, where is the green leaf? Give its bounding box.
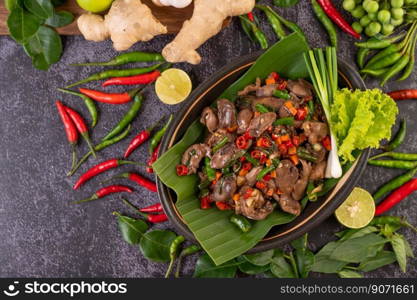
[390,234,407,273]
[290,234,314,278]
[237,256,270,275]
[139,230,177,262]
[23,0,54,19]
[358,250,397,272]
[5,0,19,11]
[45,11,74,27]
[115,214,148,245]
[24,25,62,70]
[270,251,297,278]
[400,235,415,258]
[338,269,363,278]
[242,250,274,266]
[273,0,300,7]
[193,254,240,278]
[339,226,379,242]
[329,233,387,263]
[220,32,310,100]
[51,0,66,6]
[7,5,42,43]
[291,233,308,250]
[153,33,310,266]
[311,241,347,273]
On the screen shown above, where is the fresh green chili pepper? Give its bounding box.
[256,5,308,44]
[165,235,185,278]
[367,51,403,70]
[364,44,402,69]
[311,0,338,47]
[239,16,269,50]
[66,63,163,88]
[67,125,132,176]
[212,136,229,153]
[149,114,173,154]
[71,51,165,67]
[57,88,99,128]
[273,117,294,126]
[297,148,317,163]
[273,89,291,100]
[256,4,286,39]
[102,94,143,141]
[357,47,371,69]
[240,16,256,42]
[204,157,216,181]
[255,103,271,113]
[370,216,417,233]
[230,215,252,233]
[368,159,417,169]
[398,56,415,81]
[355,33,406,49]
[244,153,260,166]
[381,55,410,86]
[175,245,202,278]
[381,118,407,151]
[360,68,389,77]
[373,167,417,203]
[370,152,417,161]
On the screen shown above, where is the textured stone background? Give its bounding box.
[0,0,416,278]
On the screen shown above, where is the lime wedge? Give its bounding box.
[155,68,192,105]
[335,187,375,229]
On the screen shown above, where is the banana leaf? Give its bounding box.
[153,33,310,265]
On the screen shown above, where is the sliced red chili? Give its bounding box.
[242,162,253,171]
[236,135,250,149]
[322,136,331,151]
[256,181,266,189]
[296,107,308,121]
[176,164,189,176]
[215,201,231,211]
[200,196,211,210]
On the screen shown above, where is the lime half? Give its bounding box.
[76,0,114,13]
[335,187,375,229]
[155,68,192,105]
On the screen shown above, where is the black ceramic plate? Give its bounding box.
[156,52,369,253]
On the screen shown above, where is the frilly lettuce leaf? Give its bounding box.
[331,89,398,163]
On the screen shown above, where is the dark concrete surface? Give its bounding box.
[0,1,416,278]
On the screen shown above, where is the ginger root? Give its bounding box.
[77,0,167,51]
[162,0,255,64]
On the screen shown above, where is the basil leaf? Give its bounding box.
[23,0,54,19]
[291,233,308,250]
[390,234,407,272]
[7,5,42,43]
[400,235,415,258]
[295,248,314,278]
[193,254,239,278]
[270,252,296,278]
[358,250,397,272]
[139,230,177,262]
[237,256,270,275]
[24,26,62,70]
[45,11,74,28]
[51,0,66,6]
[339,226,379,242]
[273,0,300,7]
[311,241,347,273]
[115,214,148,245]
[329,233,387,263]
[338,269,363,278]
[5,0,18,11]
[242,249,274,266]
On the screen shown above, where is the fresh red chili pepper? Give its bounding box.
[146,143,160,173]
[375,178,417,215]
[216,201,232,210]
[316,0,361,40]
[176,164,189,176]
[79,87,139,104]
[322,136,331,151]
[73,185,133,204]
[247,12,255,22]
[104,172,157,192]
[121,198,168,223]
[236,135,250,149]
[56,101,78,169]
[295,107,308,121]
[140,203,163,213]
[200,196,211,210]
[64,105,96,157]
[387,89,417,101]
[102,70,161,87]
[123,121,161,158]
[73,159,142,190]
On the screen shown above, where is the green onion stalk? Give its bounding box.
[304,47,342,178]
